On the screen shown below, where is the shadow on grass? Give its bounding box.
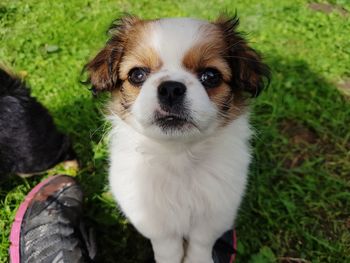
[54,94,154,263]
[236,55,350,262]
[55,55,349,262]
[3,54,347,262]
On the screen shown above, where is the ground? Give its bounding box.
[0,0,349,262]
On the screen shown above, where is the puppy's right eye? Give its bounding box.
[128,67,150,86]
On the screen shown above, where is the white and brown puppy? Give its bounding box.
[86,15,270,263]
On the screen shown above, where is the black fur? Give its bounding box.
[217,15,271,97]
[0,68,76,177]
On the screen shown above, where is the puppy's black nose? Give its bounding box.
[158,81,186,107]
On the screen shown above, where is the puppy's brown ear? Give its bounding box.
[215,15,270,97]
[84,16,140,93]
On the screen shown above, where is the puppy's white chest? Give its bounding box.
[108,115,251,238]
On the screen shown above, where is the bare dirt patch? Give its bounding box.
[337,79,350,97]
[279,119,319,169]
[308,2,349,17]
[280,120,318,145]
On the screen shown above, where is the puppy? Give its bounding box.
[0,67,76,177]
[85,15,270,263]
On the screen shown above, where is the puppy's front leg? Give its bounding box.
[184,224,219,263]
[151,236,184,263]
[183,240,214,263]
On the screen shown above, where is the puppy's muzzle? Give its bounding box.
[158,81,186,111]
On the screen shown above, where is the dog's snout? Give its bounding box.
[158,81,186,107]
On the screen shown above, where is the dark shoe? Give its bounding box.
[10,175,96,263]
[213,229,237,263]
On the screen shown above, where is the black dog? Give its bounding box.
[0,67,76,177]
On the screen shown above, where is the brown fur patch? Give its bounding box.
[118,24,162,80]
[87,15,269,126]
[91,18,162,119]
[85,16,161,92]
[112,20,163,119]
[182,25,231,82]
[214,16,270,98]
[210,83,247,126]
[182,23,246,125]
[110,81,141,120]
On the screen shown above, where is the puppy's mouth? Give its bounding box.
[153,111,196,131]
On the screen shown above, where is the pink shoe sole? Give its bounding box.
[9,175,62,263]
[213,229,237,263]
[230,230,237,263]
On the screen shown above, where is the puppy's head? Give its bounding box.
[85,15,270,140]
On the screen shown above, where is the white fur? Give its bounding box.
[130,18,219,141]
[108,18,252,263]
[109,115,251,263]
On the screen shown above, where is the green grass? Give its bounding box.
[1,0,349,262]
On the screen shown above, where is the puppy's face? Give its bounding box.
[86,16,270,140]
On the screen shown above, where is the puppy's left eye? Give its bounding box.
[198,68,222,89]
[128,67,150,86]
